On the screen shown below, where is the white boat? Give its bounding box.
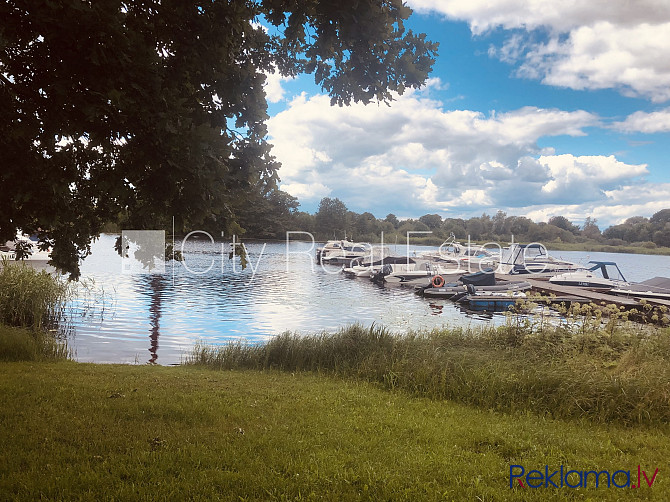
[2,232,51,262]
[419,236,498,270]
[611,277,670,301]
[317,240,390,266]
[371,260,464,285]
[0,247,16,260]
[549,261,630,291]
[342,256,411,278]
[497,243,579,276]
[316,240,356,262]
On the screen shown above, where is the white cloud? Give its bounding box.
[613,107,670,133]
[264,70,293,103]
[522,183,670,226]
[407,0,670,33]
[280,182,331,200]
[538,154,648,203]
[267,88,655,224]
[518,22,670,102]
[407,1,670,102]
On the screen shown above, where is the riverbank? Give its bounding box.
[1,360,668,500]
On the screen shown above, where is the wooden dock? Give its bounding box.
[496,274,640,307]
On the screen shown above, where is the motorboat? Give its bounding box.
[418,236,498,270]
[459,290,528,311]
[496,243,579,276]
[0,246,16,260]
[316,240,356,262]
[549,261,630,291]
[370,260,464,286]
[342,256,413,278]
[317,241,390,266]
[610,277,670,301]
[2,232,51,262]
[420,269,531,300]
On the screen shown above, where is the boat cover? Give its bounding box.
[459,268,496,286]
[364,256,416,266]
[614,277,670,294]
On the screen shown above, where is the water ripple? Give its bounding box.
[62,235,670,365]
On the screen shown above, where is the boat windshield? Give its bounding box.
[500,244,547,265]
[587,262,626,282]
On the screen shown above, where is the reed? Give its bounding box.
[0,325,70,361]
[0,260,70,330]
[187,321,670,425]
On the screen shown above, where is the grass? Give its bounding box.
[0,260,70,330]
[1,361,669,500]
[0,324,69,362]
[187,322,670,425]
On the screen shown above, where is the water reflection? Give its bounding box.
[428,302,444,316]
[64,235,670,365]
[145,275,168,364]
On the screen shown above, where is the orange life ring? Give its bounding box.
[431,275,445,288]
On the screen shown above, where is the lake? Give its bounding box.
[62,234,670,365]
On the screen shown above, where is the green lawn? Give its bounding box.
[1,362,668,500]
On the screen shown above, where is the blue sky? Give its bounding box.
[263,1,670,228]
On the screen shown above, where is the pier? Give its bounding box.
[496,274,640,307]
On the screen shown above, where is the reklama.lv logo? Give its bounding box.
[510,465,659,489]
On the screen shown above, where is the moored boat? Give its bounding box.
[610,277,670,301]
[459,291,528,311]
[419,269,531,300]
[497,243,579,276]
[549,261,629,291]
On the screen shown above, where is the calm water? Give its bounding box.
[63,235,670,365]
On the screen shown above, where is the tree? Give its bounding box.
[0,0,438,278]
[548,216,580,235]
[355,212,378,238]
[419,213,442,230]
[582,217,601,240]
[236,189,300,239]
[466,219,484,240]
[442,218,467,239]
[508,216,533,238]
[653,223,670,248]
[650,209,670,226]
[492,210,507,236]
[315,197,349,237]
[385,213,399,229]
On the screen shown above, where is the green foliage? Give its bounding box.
[419,213,442,229]
[0,260,70,330]
[548,215,581,235]
[236,189,300,239]
[12,240,33,261]
[237,194,670,252]
[0,0,437,278]
[385,213,399,228]
[604,212,670,248]
[314,197,349,237]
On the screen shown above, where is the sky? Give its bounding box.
[262,1,670,228]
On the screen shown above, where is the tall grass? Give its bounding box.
[0,259,70,330]
[0,325,70,361]
[186,322,670,425]
[0,260,71,361]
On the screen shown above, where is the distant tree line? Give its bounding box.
[225,194,670,248]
